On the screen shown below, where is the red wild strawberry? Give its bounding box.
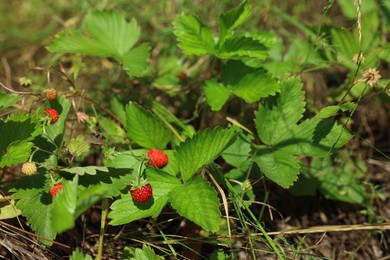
[45,89,57,101]
[130,183,153,203]
[147,149,168,168]
[177,71,188,82]
[49,183,63,197]
[44,108,59,124]
[21,162,37,176]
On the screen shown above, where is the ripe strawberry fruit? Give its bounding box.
[177,71,188,82]
[49,183,63,197]
[130,183,153,203]
[147,149,168,168]
[21,162,37,176]
[44,108,59,124]
[45,89,57,101]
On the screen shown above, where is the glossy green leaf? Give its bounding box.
[204,80,231,111]
[125,102,170,149]
[253,147,301,188]
[108,169,181,225]
[233,72,279,103]
[173,13,215,56]
[169,177,221,232]
[0,141,33,167]
[174,127,237,181]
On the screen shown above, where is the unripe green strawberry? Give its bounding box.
[130,183,153,203]
[44,108,59,124]
[49,183,63,197]
[147,149,168,168]
[45,89,57,101]
[21,162,37,176]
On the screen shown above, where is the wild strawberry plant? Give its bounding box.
[0,0,388,258]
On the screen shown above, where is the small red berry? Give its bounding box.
[45,89,57,101]
[130,183,153,203]
[49,183,63,197]
[21,162,37,176]
[177,71,188,82]
[147,149,168,168]
[44,108,59,124]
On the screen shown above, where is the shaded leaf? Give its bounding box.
[204,80,231,111]
[217,36,268,60]
[253,147,301,188]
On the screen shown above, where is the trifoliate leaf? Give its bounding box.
[204,80,231,111]
[221,132,253,170]
[121,44,151,77]
[169,177,221,232]
[125,102,170,149]
[174,127,237,181]
[233,72,279,103]
[173,13,216,56]
[253,147,301,188]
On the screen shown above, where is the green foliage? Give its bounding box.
[125,102,171,149]
[0,114,42,167]
[0,92,20,109]
[47,11,150,77]
[122,244,162,260]
[169,176,222,232]
[70,249,93,260]
[174,127,237,181]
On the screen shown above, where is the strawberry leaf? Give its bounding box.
[173,13,216,56]
[108,168,181,225]
[233,72,279,103]
[61,166,109,176]
[44,94,71,147]
[217,0,251,43]
[174,127,237,182]
[10,174,56,246]
[0,114,42,167]
[253,147,301,188]
[204,80,231,111]
[255,77,305,145]
[0,92,20,109]
[125,102,170,149]
[50,176,78,233]
[217,36,269,60]
[169,177,221,232]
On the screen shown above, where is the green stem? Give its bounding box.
[97,198,109,260]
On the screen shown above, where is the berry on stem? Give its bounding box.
[45,89,57,101]
[130,183,153,203]
[49,183,63,197]
[147,149,168,168]
[44,108,59,124]
[21,162,37,176]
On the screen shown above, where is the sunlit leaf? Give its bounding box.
[169,177,221,232]
[174,127,237,181]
